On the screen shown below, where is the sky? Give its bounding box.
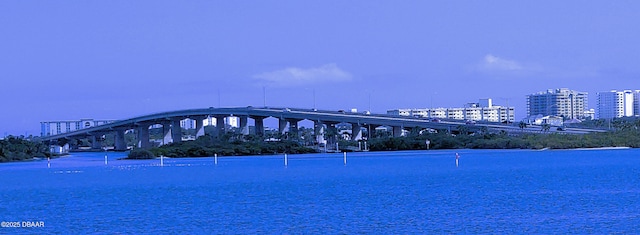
[2,1,640,136]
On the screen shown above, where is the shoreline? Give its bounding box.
[117,146,636,160]
[2,146,636,164]
[538,146,632,151]
[564,146,631,151]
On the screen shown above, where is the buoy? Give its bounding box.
[104,154,108,165]
[160,155,164,167]
[47,157,50,168]
[343,152,347,165]
[455,153,460,167]
[214,153,218,165]
[284,153,288,167]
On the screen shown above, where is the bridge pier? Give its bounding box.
[239,116,249,135]
[314,121,325,145]
[286,118,301,138]
[251,116,265,136]
[171,118,182,144]
[367,124,380,139]
[278,118,288,135]
[137,123,151,149]
[161,121,172,145]
[392,126,404,137]
[215,115,226,137]
[351,123,363,141]
[91,134,103,149]
[192,116,207,138]
[114,128,127,151]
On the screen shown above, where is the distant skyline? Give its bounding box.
[2,1,640,136]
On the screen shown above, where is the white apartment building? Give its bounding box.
[180,119,196,129]
[202,116,239,128]
[387,98,515,123]
[597,90,634,119]
[527,88,588,120]
[40,119,115,136]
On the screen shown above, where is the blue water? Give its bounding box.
[1,149,640,234]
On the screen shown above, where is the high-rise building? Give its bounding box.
[633,90,640,116]
[527,88,588,120]
[597,90,634,119]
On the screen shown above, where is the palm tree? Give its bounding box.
[518,121,528,131]
[456,125,469,135]
[541,123,551,133]
[479,126,489,135]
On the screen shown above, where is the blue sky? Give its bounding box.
[2,1,640,136]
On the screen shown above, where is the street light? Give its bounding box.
[263,86,267,107]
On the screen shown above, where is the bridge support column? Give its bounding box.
[161,121,172,145]
[368,124,380,139]
[69,138,80,151]
[351,123,363,141]
[171,118,182,144]
[278,118,288,135]
[252,116,265,136]
[239,116,249,135]
[314,121,325,145]
[287,118,301,138]
[114,128,127,151]
[215,115,226,137]
[137,123,151,149]
[91,134,103,149]
[392,126,404,137]
[192,116,207,138]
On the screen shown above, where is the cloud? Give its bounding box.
[479,54,523,71]
[253,63,352,87]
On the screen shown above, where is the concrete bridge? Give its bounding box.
[40,106,605,151]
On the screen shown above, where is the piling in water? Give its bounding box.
[343,152,347,165]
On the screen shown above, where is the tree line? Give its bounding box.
[365,129,640,151]
[0,136,52,163]
[127,134,316,159]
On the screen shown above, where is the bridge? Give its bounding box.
[40,106,606,151]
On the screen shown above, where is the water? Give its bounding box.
[1,149,640,234]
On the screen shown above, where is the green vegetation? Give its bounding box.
[126,134,316,159]
[0,136,52,163]
[127,127,640,159]
[365,129,640,151]
[127,149,156,159]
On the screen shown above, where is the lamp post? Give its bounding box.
[263,86,266,107]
